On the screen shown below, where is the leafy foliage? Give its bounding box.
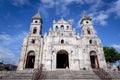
[103,46,120,62]
[0,62,4,71]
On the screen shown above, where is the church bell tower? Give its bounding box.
[80,13,95,36]
[30,11,43,36]
[80,12,107,70]
[17,12,43,70]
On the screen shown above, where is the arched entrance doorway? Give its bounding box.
[25,51,35,68]
[90,51,99,68]
[56,50,69,68]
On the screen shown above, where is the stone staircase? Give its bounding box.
[0,69,120,80]
[39,69,101,80]
[0,69,34,80]
[108,71,120,80]
[93,69,112,80]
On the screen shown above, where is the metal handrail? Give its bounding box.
[93,68,112,80]
[32,64,43,80]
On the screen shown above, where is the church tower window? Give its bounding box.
[56,26,58,30]
[35,20,38,23]
[33,27,37,34]
[89,40,92,44]
[67,26,69,30]
[86,21,89,24]
[61,39,64,44]
[31,39,35,44]
[61,25,64,30]
[87,28,91,34]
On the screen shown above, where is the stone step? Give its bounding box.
[39,79,100,80]
[39,70,100,80]
[0,70,99,80]
[0,70,120,80]
[0,71,33,80]
[108,71,120,79]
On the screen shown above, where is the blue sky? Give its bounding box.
[0,0,120,65]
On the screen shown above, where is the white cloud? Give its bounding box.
[88,0,103,12]
[40,0,102,17]
[0,31,27,65]
[0,47,16,64]
[38,5,49,18]
[94,13,108,26]
[89,11,108,26]
[40,0,71,17]
[0,34,11,41]
[39,0,109,26]
[114,0,120,17]
[106,0,120,17]
[68,19,74,24]
[41,0,55,8]
[112,44,120,50]
[84,0,120,26]
[38,0,120,26]
[15,24,23,28]
[0,34,12,46]
[11,0,30,6]
[90,0,120,26]
[86,0,120,26]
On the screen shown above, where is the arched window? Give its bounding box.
[67,26,69,30]
[56,26,58,30]
[31,39,35,44]
[25,51,35,68]
[61,39,64,44]
[61,25,64,30]
[87,28,91,34]
[89,40,92,44]
[33,27,37,34]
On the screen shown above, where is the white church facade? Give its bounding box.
[17,12,107,70]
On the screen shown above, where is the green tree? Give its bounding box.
[0,61,4,71]
[103,46,120,62]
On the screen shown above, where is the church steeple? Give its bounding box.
[32,11,43,24]
[30,11,43,35]
[32,11,41,18]
[80,12,91,24]
[80,12,95,36]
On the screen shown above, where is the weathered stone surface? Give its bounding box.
[0,70,120,80]
[17,12,107,71]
